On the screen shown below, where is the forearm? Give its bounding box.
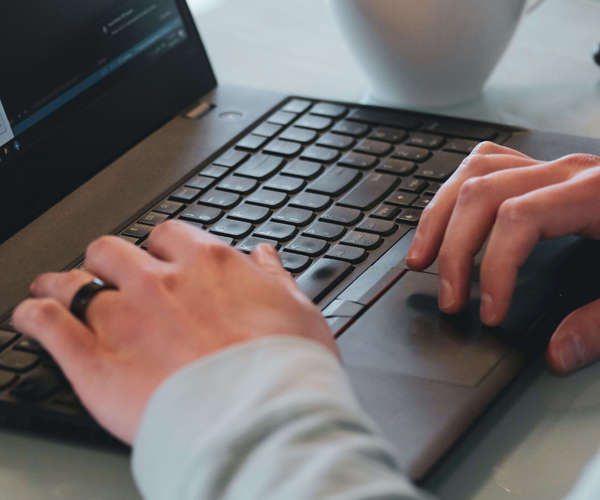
[132,336,433,500]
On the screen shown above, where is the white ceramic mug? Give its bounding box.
[329,0,542,108]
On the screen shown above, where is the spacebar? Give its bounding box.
[296,258,353,303]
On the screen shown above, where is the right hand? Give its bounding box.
[405,142,600,374]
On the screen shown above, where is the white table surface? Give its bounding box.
[2,1,600,499]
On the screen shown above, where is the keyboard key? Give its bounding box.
[326,245,367,264]
[425,182,443,195]
[170,186,202,202]
[443,138,480,154]
[301,146,340,163]
[228,203,270,224]
[357,218,398,236]
[397,208,422,224]
[316,133,355,150]
[14,337,44,354]
[272,207,314,226]
[216,236,235,246]
[354,139,393,156]
[139,211,170,227]
[237,236,278,253]
[283,99,312,114]
[423,121,497,140]
[372,204,402,220]
[347,108,421,130]
[279,127,318,144]
[338,173,399,210]
[413,195,433,209]
[281,159,323,179]
[370,127,407,144]
[179,205,223,224]
[252,122,283,138]
[263,139,303,157]
[210,219,253,239]
[331,120,370,137]
[338,152,378,170]
[280,253,311,273]
[201,165,229,179]
[376,158,416,176]
[285,236,329,257]
[119,235,140,245]
[398,177,428,193]
[295,115,333,131]
[341,231,382,250]
[393,145,431,162]
[11,367,62,401]
[320,206,363,226]
[289,192,331,211]
[310,102,348,118]
[154,200,184,215]
[213,149,249,168]
[0,330,18,350]
[268,111,297,126]
[406,132,445,149]
[303,222,346,241]
[0,349,39,372]
[235,154,284,180]
[264,175,306,194]
[217,176,258,194]
[385,191,418,207]
[198,190,241,209]
[296,259,353,303]
[0,369,17,390]
[236,134,269,152]
[122,223,151,239]
[247,189,288,209]
[185,175,215,191]
[414,151,466,181]
[254,222,298,242]
[307,167,361,196]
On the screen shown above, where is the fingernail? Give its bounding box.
[480,293,496,324]
[557,333,587,372]
[406,234,421,263]
[439,280,454,311]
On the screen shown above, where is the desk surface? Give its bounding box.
[2,1,600,499]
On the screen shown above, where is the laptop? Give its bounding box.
[1,0,599,481]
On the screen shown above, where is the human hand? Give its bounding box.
[405,142,600,374]
[12,221,335,444]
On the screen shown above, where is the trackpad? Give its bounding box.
[338,272,509,387]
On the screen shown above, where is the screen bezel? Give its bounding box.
[0,0,217,243]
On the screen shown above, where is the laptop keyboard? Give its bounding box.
[0,98,511,439]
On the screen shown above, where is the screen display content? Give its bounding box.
[0,0,187,153]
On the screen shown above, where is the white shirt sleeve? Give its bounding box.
[131,336,434,500]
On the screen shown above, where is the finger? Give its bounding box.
[11,298,98,380]
[406,153,541,270]
[471,141,535,159]
[546,299,600,374]
[436,161,575,313]
[146,219,225,263]
[480,167,600,325]
[29,270,121,327]
[84,234,164,288]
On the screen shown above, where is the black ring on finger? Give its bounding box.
[70,278,117,325]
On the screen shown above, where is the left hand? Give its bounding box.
[405,141,600,375]
[12,221,335,444]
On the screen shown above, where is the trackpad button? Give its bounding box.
[338,272,509,387]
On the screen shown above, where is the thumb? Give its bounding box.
[251,243,291,280]
[546,298,600,374]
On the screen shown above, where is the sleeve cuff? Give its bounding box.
[131,336,367,500]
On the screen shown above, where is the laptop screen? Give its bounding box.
[0,0,215,243]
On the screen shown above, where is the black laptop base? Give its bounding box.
[1,94,598,473]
